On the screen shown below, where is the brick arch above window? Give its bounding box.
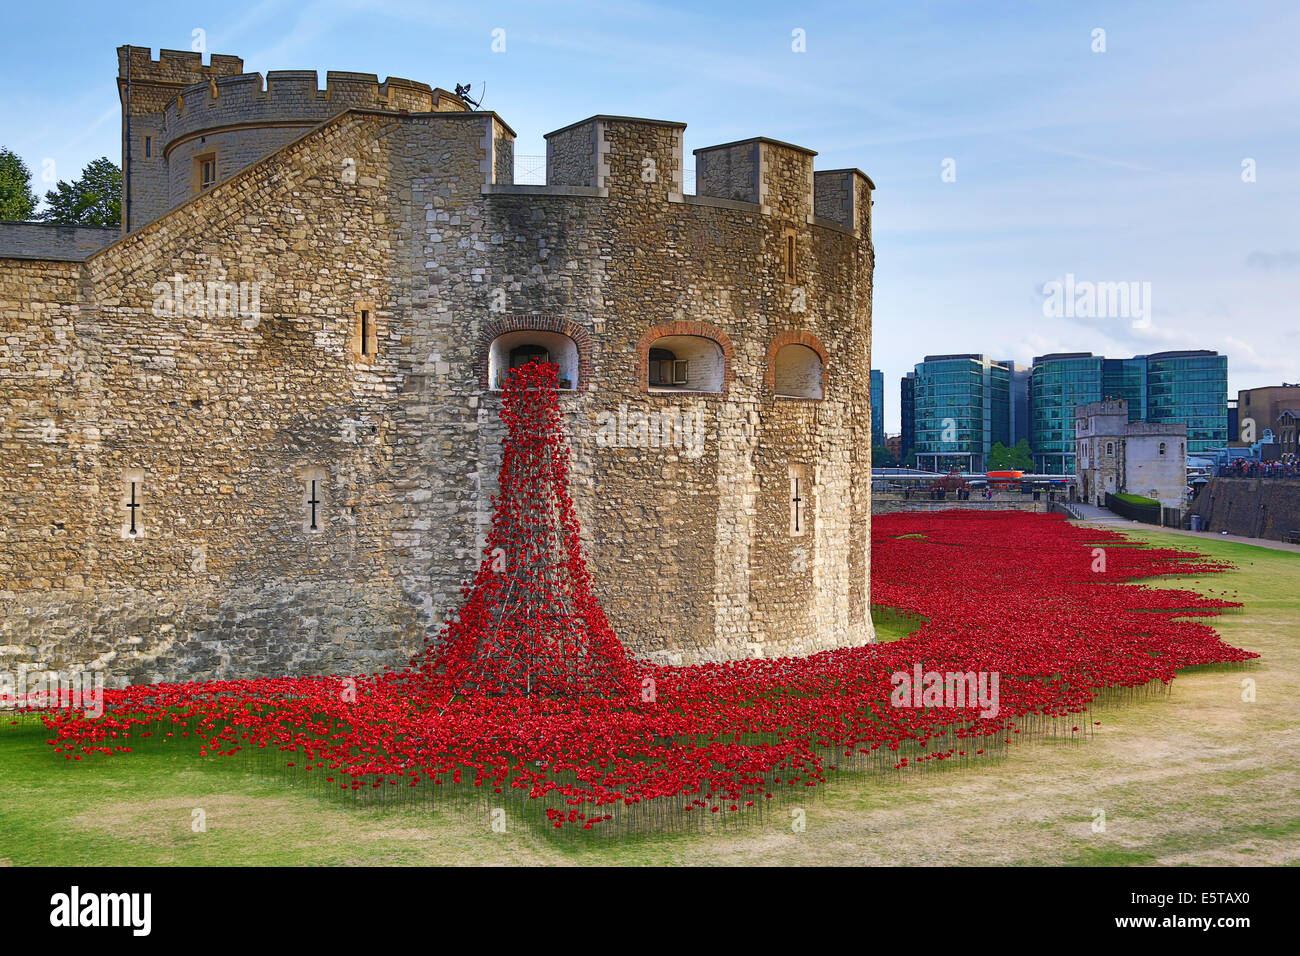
[636,320,736,395]
[764,329,829,395]
[476,314,593,390]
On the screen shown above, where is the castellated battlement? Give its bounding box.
[162,70,467,152]
[118,46,470,228]
[118,45,245,93]
[535,116,871,234]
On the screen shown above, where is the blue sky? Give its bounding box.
[2,0,1295,433]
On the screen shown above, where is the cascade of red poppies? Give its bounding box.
[423,360,635,699]
[32,510,1256,834]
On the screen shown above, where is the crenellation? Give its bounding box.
[545,118,602,189]
[695,140,759,203]
[812,168,874,236]
[696,137,817,219]
[265,70,322,100]
[214,72,267,99]
[118,46,245,92]
[381,76,437,112]
[324,70,384,104]
[599,116,684,200]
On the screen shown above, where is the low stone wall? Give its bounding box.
[872,495,1047,515]
[0,222,118,261]
[1188,478,1300,541]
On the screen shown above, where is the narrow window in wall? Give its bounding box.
[789,464,809,537]
[144,136,152,158]
[352,302,378,359]
[1106,442,1114,456]
[784,229,797,282]
[1158,442,1167,456]
[121,469,145,539]
[301,468,327,533]
[194,153,217,193]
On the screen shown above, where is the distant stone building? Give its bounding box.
[1237,384,1300,445]
[1276,410,1298,457]
[0,46,878,684]
[1074,399,1186,508]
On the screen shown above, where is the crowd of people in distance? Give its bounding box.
[1217,455,1300,480]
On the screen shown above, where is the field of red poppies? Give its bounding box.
[35,365,1257,837]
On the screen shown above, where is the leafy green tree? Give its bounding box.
[872,444,895,467]
[988,439,1035,471]
[0,148,39,221]
[38,157,121,226]
[1009,438,1034,471]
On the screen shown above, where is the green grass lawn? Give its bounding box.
[1,526,1295,866]
[871,604,928,643]
[1112,492,1160,507]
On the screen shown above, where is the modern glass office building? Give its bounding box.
[1030,353,1104,474]
[900,372,915,464]
[911,354,1013,472]
[1145,350,1228,454]
[870,369,884,449]
[1028,350,1228,472]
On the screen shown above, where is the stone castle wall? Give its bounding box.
[1189,478,1300,541]
[1,96,875,685]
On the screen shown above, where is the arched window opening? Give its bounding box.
[1159,442,1167,456]
[488,330,578,391]
[646,335,723,393]
[773,343,823,399]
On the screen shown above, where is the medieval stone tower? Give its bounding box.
[0,47,877,684]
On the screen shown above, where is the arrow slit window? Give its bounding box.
[789,464,809,537]
[301,468,327,533]
[352,302,378,359]
[120,469,145,540]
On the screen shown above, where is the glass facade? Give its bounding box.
[1102,357,1147,422]
[870,369,884,449]
[1145,351,1228,454]
[900,372,915,465]
[1029,353,1104,474]
[1008,364,1031,447]
[911,355,1012,472]
[1028,350,1228,472]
